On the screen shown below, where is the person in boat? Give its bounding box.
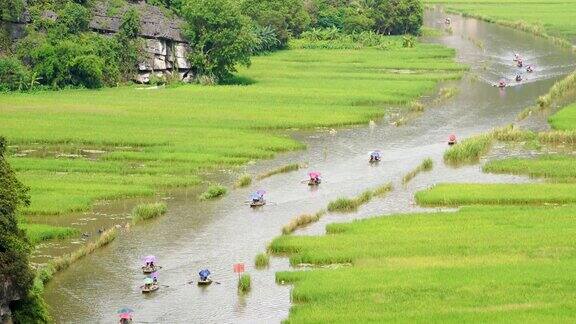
[444,18,451,25]
[513,53,521,61]
[199,269,211,281]
[515,74,522,82]
[369,151,381,162]
[448,134,457,145]
[497,80,506,88]
[517,60,523,68]
[526,65,534,73]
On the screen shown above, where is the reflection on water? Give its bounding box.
[43,9,575,323]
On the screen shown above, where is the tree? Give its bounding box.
[181,0,256,82]
[241,0,310,48]
[371,0,422,35]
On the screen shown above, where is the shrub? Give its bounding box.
[241,0,310,48]
[199,184,228,200]
[252,25,281,54]
[235,173,252,188]
[57,2,91,35]
[119,8,141,39]
[70,55,104,89]
[0,57,31,91]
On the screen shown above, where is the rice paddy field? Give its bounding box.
[0,39,465,241]
[426,0,576,44]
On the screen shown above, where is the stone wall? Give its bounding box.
[0,279,20,324]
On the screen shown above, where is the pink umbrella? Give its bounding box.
[143,255,156,264]
[151,271,159,279]
[119,313,132,319]
[308,172,321,179]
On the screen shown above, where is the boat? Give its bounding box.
[142,265,158,274]
[249,190,266,207]
[250,199,266,207]
[141,283,159,293]
[369,151,381,163]
[197,279,213,286]
[448,134,457,145]
[308,179,321,186]
[307,172,321,186]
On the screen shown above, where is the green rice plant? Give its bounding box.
[402,158,433,184]
[282,210,327,235]
[131,202,168,224]
[410,101,424,112]
[415,183,576,206]
[484,155,576,179]
[537,71,576,110]
[549,102,576,131]
[327,183,392,213]
[538,130,576,145]
[199,184,228,200]
[256,163,300,180]
[20,223,78,244]
[235,173,252,188]
[271,204,576,322]
[491,124,536,142]
[238,273,251,293]
[444,133,493,164]
[255,253,270,269]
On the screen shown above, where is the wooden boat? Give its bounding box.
[250,199,266,207]
[448,140,457,146]
[142,265,158,274]
[197,279,213,286]
[308,179,321,186]
[141,283,159,293]
[369,157,380,163]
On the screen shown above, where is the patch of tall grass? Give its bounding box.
[549,102,576,131]
[20,223,78,244]
[131,202,168,224]
[484,155,576,180]
[255,253,270,269]
[199,184,227,200]
[443,133,493,164]
[402,158,433,184]
[271,204,576,322]
[256,163,300,180]
[282,210,327,235]
[327,182,392,212]
[238,273,251,293]
[235,173,252,188]
[415,183,576,206]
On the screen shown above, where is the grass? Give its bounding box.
[550,102,576,131]
[199,184,228,200]
[484,155,576,180]
[271,205,576,322]
[235,173,252,188]
[256,163,301,180]
[20,223,78,245]
[415,183,576,206]
[131,202,168,224]
[282,210,327,235]
[1,41,463,222]
[238,273,251,294]
[427,0,576,46]
[255,253,270,269]
[443,133,493,164]
[402,158,433,184]
[327,182,392,213]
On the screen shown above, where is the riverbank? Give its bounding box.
[426,0,576,47]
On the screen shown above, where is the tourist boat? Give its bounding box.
[249,190,266,207]
[369,151,382,163]
[308,172,321,186]
[141,255,159,274]
[142,265,159,274]
[197,279,213,286]
[141,283,159,293]
[448,134,457,145]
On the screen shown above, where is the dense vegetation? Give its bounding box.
[0,137,49,323]
[1,0,426,88]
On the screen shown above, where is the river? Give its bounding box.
[43,8,576,323]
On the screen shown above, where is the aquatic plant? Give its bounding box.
[327,183,392,213]
[235,173,252,188]
[199,184,228,200]
[282,210,327,235]
[402,158,433,185]
[484,155,576,179]
[256,163,300,180]
[443,133,493,164]
[131,202,168,224]
[238,273,251,293]
[255,253,270,269]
